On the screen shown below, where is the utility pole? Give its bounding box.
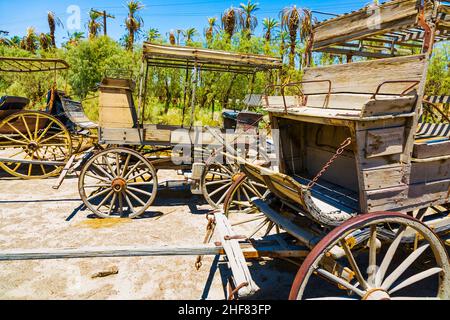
[91,10,115,36]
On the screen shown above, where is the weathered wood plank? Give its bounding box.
[302,54,426,95]
[313,0,424,49]
[214,212,260,298]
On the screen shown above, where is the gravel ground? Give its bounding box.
[0,170,296,300]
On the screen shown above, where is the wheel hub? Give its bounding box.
[111,178,127,193]
[362,288,391,300]
[27,141,39,151]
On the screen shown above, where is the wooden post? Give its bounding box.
[190,61,198,129]
[91,10,115,37]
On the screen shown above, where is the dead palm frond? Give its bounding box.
[25,27,38,53]
[47,11,63,48]
[39,33,52,50]
[221,7,243,39]
[280,5,300,67]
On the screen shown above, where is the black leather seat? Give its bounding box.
[0,96,29,111]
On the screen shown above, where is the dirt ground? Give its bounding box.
[0,170,297,300]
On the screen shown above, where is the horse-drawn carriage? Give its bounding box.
[212,0,450,300]
[0,57,96,179]
[77,43,281,218]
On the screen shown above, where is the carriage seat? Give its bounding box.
[413,123,450,160]
[264,54,426,120]
[0,96,29,111]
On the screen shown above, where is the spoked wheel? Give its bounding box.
[290,212,450,300]
[223,172,269,216]
[202,148,270,210]
[0,111,72,179]
[79,147,158,219]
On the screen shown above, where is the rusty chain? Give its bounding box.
[307,137,352,189]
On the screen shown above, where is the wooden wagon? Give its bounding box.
[211,0,450,300]
[77,43,282,218]
[0,57,96,179]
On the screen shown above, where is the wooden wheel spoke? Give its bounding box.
[85,173,111,184]
[0,135,28,145]
[124,193,136,214]
[121,154,131,177]
[375,227,406,287]
[6,122,30,142]
[115,153,121,176]
[92,163,115,181]
[208,181,232,198]
[207,170,231,179]
[315,268,366,297]
[96,190,114,210]
[389,267,443,295]
[127,186,153,198]
[103,155,116,177]
[36,121,54,142]
[34,114,40,140]
[87,188,113,202]
[21,116,34,141]
[38,131,66,144]
[368,225,378,286]
[108,193,117,215]
[381,244,430,291]
[205,179,231,187]
[340,240,369,290]
[126,170,152,183]
[126,190,146,206]
[123,160,143,180]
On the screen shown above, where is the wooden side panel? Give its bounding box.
[302,54,426,95]
[365,127,405,158]
[99,88,138,129]
[313,0,421,49]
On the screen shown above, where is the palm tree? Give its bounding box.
[65,31,85,46]
[299,9,315,68]
[239,1,259,38]
[9,36,21,47]
[184,28,197,45]
[280,5,301,67]
[39,33,51,51]
[47,11,63,48]
[24,27,38,53]
[88,10,102,39]
[278,30,288,60]
[221,7,243,39]
[147,28,161,42]
[205,17,217,45]
[125,0,144,51]
[263,18,279,42]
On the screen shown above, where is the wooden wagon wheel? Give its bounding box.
[201,147,270,210]
[0,111,72,179]
[290,212,450,300]
[79,147,158,219]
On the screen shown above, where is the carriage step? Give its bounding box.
[214,212,260,299]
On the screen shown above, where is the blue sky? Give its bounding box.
[0,0,371,45]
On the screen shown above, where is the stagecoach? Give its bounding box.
[77,43,282,218]
[212,0,450,300]
[0,57,96,179]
